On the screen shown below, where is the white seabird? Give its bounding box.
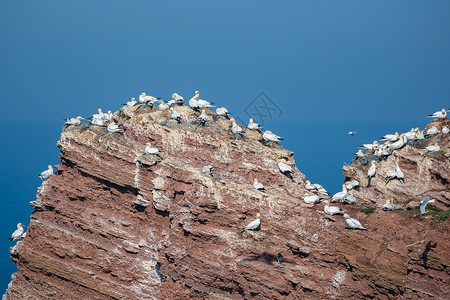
[216,107,230,118]
[386,161,404,184]
[144,142,160,155]
[263,131,283,144]
[123,97,137,107]
[332,183,348,202]
[8,223,24,241]
[278,159,293,174]
[427,108,447,119]
[380,132,399,142]
[39,165,54,180]
[382,199,392,211]
[426,126,438,136]
[360,141,379,150]
[170,107,182,122]
[242,213,261,231]
[388,134,406,150]
[305,180,318,191]
[420,196,435,215]
[230,118,243,136]
[198,109,209,125]
[107,122,122,133]
[90,118,104,126]
[314,183,330,195]
[90,108,104,120]
[442,126,449,135]
[253,178,265,192]
[64,116,83,126]
[348,131,357,136]
[323,200,344,215]
[344,214,367,230]
[367,161,376,187]
[103,110,113,121]
[191,91,214,109]
[355,149,364,158]
[202,165,214,174]
[304,192,321,204]
[139,92,159,105]
[248,118,262,130]
[350,180,359,189]
[424,143,440,152]
[344,194,357,204]
[171,93,184,104]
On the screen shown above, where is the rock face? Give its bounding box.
[3,106,450,299]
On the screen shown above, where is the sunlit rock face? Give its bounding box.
[4,106,449,299]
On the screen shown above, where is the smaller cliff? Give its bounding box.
[3,103,450,300]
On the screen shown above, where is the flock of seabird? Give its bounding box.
[8,94,448,241]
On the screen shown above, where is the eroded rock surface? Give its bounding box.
[3,107,449,299]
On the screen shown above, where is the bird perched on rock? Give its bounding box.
[303,192,321,204]
[190,91,214,110]
[139,92,159,106]
[382,199,392,211]
[202,165,215,175]
[425,126,439,137]
[248,118,262,130]
[171,93,185,105]
[278,159,293,174]
[103,110,113,121]
[348,131,357,136]
[332,183,348,202]
[355,149,364,158]
[263,130,283,144]
[107,122,122,133]
[242,213,261,232]
[314,183,330,196]
[420,196,435,215]
[424,143,440,152]
[367,161,376,187]
[144,142,160,155]
[122,97,137,107]
[442,126,449,136]
[360,141,379,150]
[90,118,104,126]
[170,107,182,123]
[427,108,447,119]
[89,108,104,121]
[39,165,54,180]
[304,180,317,191]
[253,178,265,192]
[350,180,359,189]
[323,200,344,215]
[343,214,367,230]
[388,133,407,150]
[344,194,357,204]
[386,161,404,184]
[64,116,83,126]
[8,223,24,241]
[230,118,246,139]
[216,107,230,119]
[198,109,209,126]
[380,132,399,142]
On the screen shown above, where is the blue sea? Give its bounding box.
[0,118,429,294]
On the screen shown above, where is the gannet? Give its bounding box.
[123,97,137,107]
[242,213,261,231]
[39,165,54,180]
[382,199,392,211]
[324,200,344,215]
[107,122,122,133]
[344,194,357,204]
[103,110,113,121]
[442,126,449,135]
[170,107,182,123]
[230,118,243,135]
[424,142,440,152]
[90,118,104,126]
[64,116,83,125]
[305,180,317,191]
[405,129,416,141]
[415,130,424,140]
[171,93,184,104]
[139,92,159,105]
[263,131,283,143]
[367,161,376,187]
[344,214,367,230]
[360,141,379,150]
[380,132,399,142]
[355,150,364,158]
[216,107,230,118]
[350,180,359,189]
[90,108,104,120]
[304,192,321,204]
[420,196,435,215]
[278,159,293,174]
[248,118,262,130]
[202,165,214,174]
[198,109,208,126]
[314,183,330,195]
[8,223,24,241]
[386,161,404,184]
[332,183,348,202]
[426,126,438,136]
[158,100,170,110]
[253,178,265,191]
[388,134,406,150]
[345,181,353,190]
[427,108,447,119]
[144,142,160,155]
[348,131,357,136]
[190,91,214,109]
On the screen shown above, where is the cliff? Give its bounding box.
[3,105,449,299]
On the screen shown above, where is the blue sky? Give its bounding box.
[1,0,449,293]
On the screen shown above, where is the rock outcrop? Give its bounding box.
[3,105,449,299]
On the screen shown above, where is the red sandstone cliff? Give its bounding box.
[3,106,449,299]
